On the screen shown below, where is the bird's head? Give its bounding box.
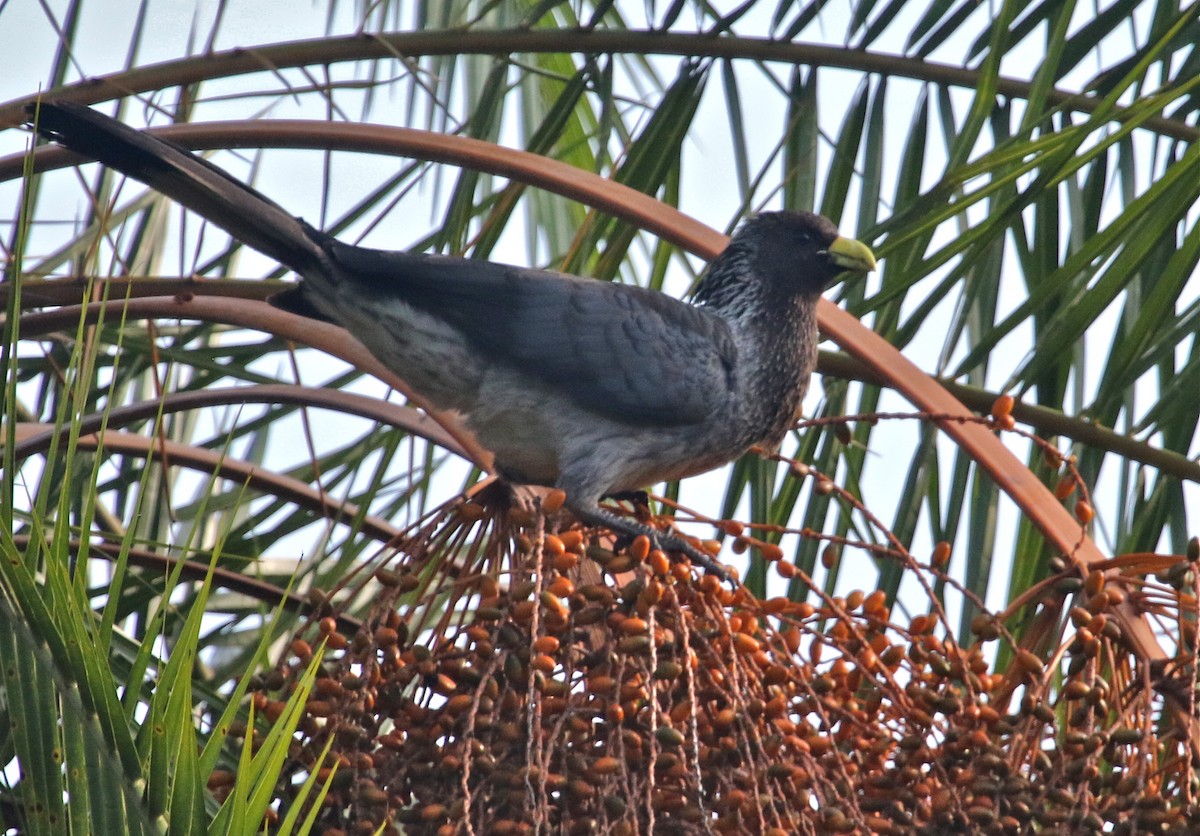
[694,210,876,308]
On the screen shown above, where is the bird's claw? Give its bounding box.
[652,532,733,584]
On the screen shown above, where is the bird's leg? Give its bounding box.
[604,489,651,505]
[566,500,732,583]
[602,489,652,523]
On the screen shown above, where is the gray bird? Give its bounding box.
[29,101,876,578]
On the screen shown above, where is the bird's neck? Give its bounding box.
[731,292,821,450]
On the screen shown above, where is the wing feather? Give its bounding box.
[326,243,735,425]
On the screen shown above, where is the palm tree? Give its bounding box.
[0,1,1197,832]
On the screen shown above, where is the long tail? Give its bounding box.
[28,101,328,280]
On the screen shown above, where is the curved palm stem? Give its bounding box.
[1,29,1194,140]
[11,422,403,543]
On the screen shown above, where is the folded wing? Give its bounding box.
[325,244,737,426]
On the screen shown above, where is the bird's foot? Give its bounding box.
[602,490,653,522]
[569,502,733,584]
[651,532,732,583]
[603,490,651,505]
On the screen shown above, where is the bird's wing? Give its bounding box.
[326,244,737,426]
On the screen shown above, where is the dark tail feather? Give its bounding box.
[266,285,333,322]
[28,100,328,280]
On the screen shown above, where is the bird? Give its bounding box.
[28,100,876,579]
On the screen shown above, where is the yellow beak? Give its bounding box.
[827,236,877,273]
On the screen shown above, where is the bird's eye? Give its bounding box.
[796,232,810,245]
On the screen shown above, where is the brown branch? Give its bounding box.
[9,423,403,544]
[9,382,466,462]
[2,276,287,306]
[0,30,1194,140]
[6,535,363,636]
[819,351,1200,486]
[12,293,493,471]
